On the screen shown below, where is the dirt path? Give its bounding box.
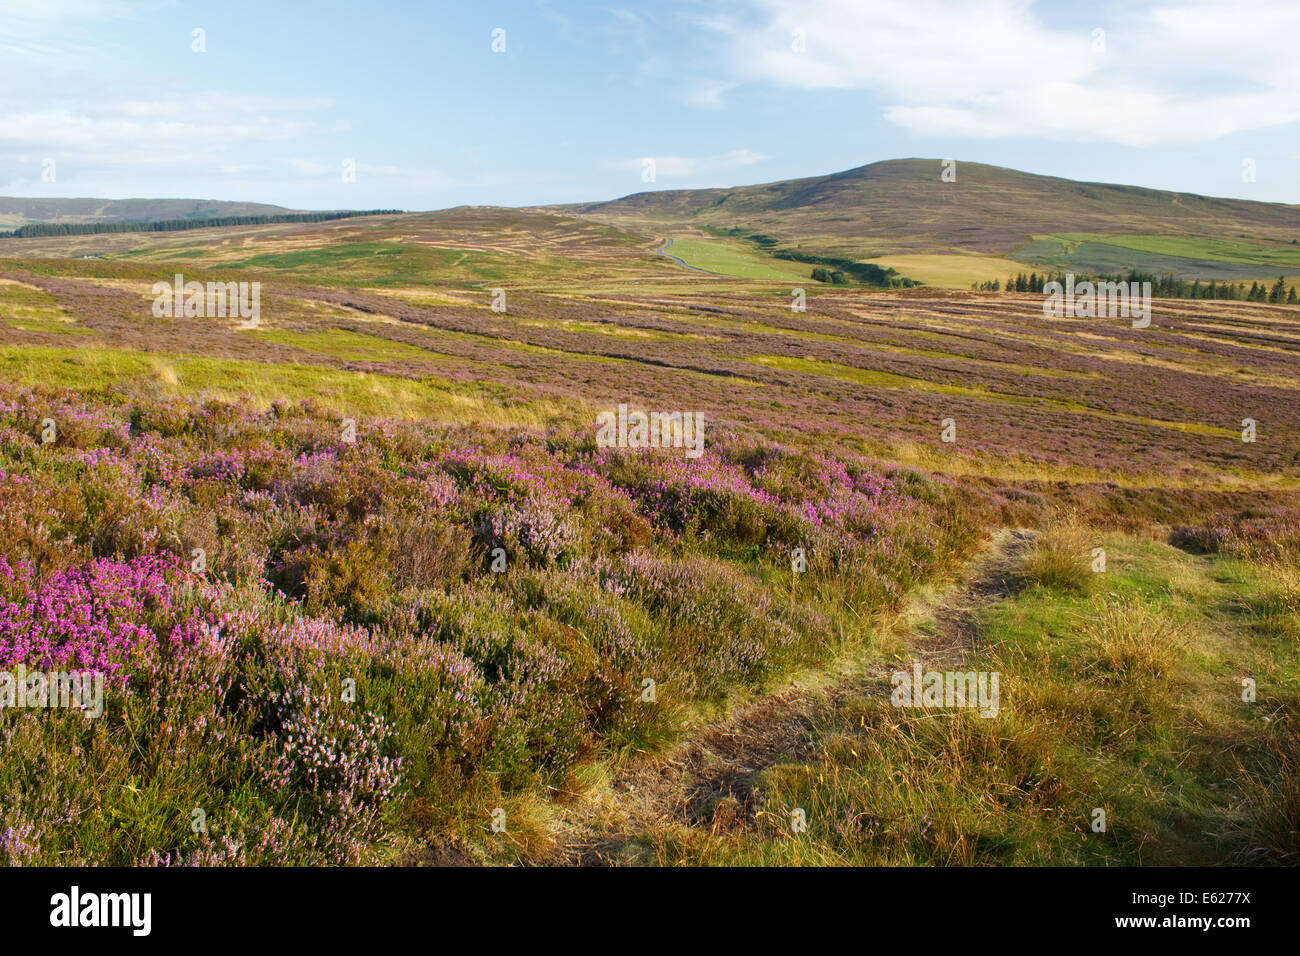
[555,528,1035,865]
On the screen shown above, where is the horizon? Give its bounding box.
[8,155,1300,215]
[2,0,1299,209]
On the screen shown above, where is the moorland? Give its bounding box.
[0,159,1297,866]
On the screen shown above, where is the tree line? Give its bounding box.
[0,209,402,239]
[975,270,1299,304]
[710,225,924,288]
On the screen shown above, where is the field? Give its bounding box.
[0,202,1297,867]
[658,236,813,280]
[1049,233,1300,268]
[864,252,1041,288]
[1017,233,1300,282]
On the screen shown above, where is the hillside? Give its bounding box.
[9,161,1300,286]
[565,159,1300,280]
[0,196,297,228]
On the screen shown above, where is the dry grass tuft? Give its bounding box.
[1020,516,1095,592]
[1232,713,1300,864]
[1088,598,1186,684]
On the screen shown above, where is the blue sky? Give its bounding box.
[2,0,1298,210]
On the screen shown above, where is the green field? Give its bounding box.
[663,236,812,280]
[0,343,579,426]
[1052,233,1300,267]
[1018,233,1300,280]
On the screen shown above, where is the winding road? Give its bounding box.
[656,237,712,273]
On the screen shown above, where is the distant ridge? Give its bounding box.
[0,197,297,229]
[0,208,404,240]
[564,158,1300,259]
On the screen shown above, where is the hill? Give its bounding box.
[564,158,1300,280]
[0,197,297,228]
[8,161,1300,286]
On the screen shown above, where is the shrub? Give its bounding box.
[275,539,393,625]
[473,497,580,570]
[262,686,402,863]
[0,382,981,863]
[379,504,473,588]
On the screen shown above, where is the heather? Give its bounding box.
[2,209,1297,867]
[0,383,979,865]
[1169,507,1300,563]
[6,246,1300,484]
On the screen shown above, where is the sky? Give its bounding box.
[1,0,1298,211]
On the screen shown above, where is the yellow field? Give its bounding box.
[864,252,1029,288]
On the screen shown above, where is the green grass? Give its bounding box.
[1018,234,1300,280]
[211,241,515,286]
[864,252,1029,289]
[249,328,437,363]
[0,280,87,335]
[1053,233,1300,269]
[1,314,89,335]
[663,237,812,280]
[1018,519,1095,592]
[638,531,1299,865]
[0,343,583,426]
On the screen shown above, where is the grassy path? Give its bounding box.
[549,529,1032,865]
[526,527,1298,866]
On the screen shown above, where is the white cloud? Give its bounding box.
[0,93,335,172]
[346,163,456,193]
[288,159,503,195]
[0,0,156,60]
[705,0,1300,146]
[610,148,768,177]
[684,81,738,109]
